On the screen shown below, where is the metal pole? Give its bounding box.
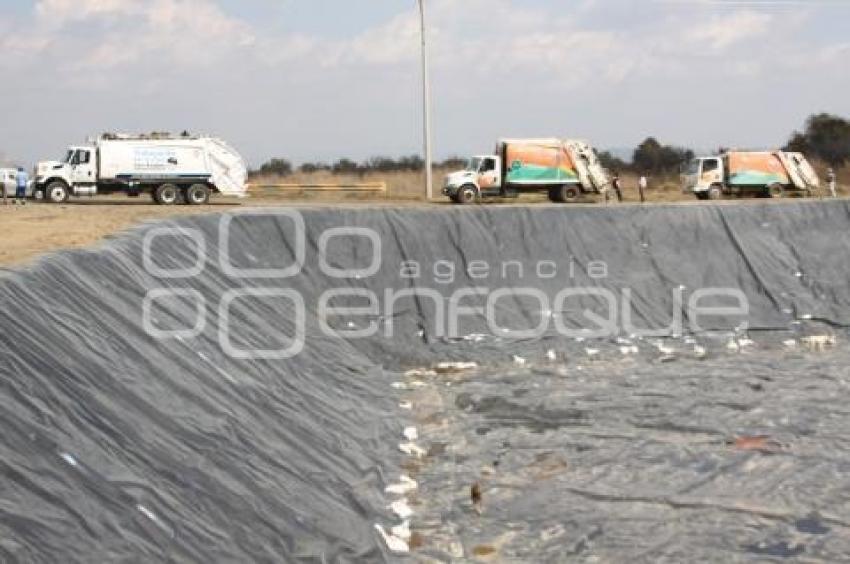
[418,0,433,201]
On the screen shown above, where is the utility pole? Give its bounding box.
[418,0,433,201]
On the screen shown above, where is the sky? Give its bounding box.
[0,0,848,168]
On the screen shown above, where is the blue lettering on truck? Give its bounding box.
[134,147,178,170]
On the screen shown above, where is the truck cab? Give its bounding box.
[443,155,502,203]
[682,157,724,200]
[35,145,98,201]
[66,146,97,188]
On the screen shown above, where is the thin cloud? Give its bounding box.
[0,0,847,166]
[687,10,773,50]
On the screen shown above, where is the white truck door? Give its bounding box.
[478,157,501,191]
[700,158,722,187]
[7,171,19,197]
[71,149,96,185]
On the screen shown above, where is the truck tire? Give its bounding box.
[456,184,478,205]
[707,185,723,200]
[154,184,179,206]
[186,184,210,205]
[45,181,70,204]
[547,187,562,202]
[695,192,709,201]
[767,183,785,198]
[553,185,579,203]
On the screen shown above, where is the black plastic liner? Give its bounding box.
[1,201,850,562]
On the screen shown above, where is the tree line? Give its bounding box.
[253,113,850,177]
[603,113,850,174]
[598,139,694,176]
[785,113,850,167]
[253,155,466,177]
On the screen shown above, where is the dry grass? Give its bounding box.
[249,167,456,202]
[248,163,850,204]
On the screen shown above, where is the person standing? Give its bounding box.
[15,167,28,205]
[612,173,623,203]
[638,175,647,203]
[827,168,837,198]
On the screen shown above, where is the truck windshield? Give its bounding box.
[466,157,482,172]
[685,160,700,175]
[64,150,74,163]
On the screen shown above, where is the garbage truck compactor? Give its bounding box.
[443,138,610,204]
[34,134,248,205]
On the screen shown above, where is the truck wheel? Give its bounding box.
[154,184,179,205]
[554,185,579,203]
[186,184,210,205]
[45,181,70,204]
[547,187,563,202]
[695,192,709,201]
[707,185,723,200]
[767,183,785,198]
[456,184,478,205]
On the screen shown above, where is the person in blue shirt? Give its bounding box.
[15,167,28,205]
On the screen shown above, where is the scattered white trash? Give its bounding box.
[375,523,410,554]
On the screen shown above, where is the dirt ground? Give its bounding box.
[0,195,423,267]
[0,199,241,267]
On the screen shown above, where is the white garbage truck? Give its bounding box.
[682,150,820,200]
[34,133,248,205]
[442,138,610,204]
